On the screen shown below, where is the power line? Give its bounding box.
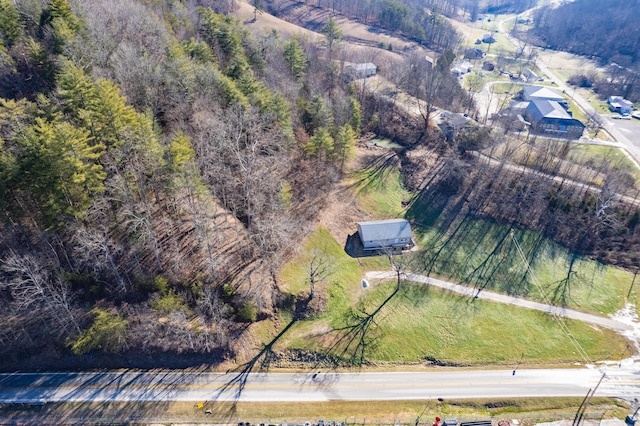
[509,229,593,366]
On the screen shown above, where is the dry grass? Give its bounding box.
[0,398,628,425]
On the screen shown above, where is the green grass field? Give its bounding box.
[274,153,639,367]
[567,144,640,183]
[279,243,633,366]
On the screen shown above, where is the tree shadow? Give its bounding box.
[349,152,398,195]
[325,284,399,366]
[548,252,580,307]
[203,318,297,418]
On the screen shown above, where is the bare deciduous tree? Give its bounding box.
[1,252,80,336]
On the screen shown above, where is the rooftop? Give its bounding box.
[357,219,413,242]
[523,85,563,100]
[351,62,376,71]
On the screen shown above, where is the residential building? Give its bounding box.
[482,33,496,43]
[464,48,485,59]
[522,85,564,102]
[357,219,414,252]
[451,60,473,75]
[525,99,585,139]
[344,63,377,80]
[608,96,633,115]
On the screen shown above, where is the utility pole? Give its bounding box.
[628,270,638,299]
[572,372,607,426]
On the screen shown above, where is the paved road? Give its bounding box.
[1,270,638,404]
[365,271,634,334]
[0,367,638,403]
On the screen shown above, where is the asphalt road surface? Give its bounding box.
[1,367,639,403]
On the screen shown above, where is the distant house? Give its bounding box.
[523,68,539,83]
[425,55,434,70]
[439,111,470,139]
[525,99,585,139]
[482,33,496,43]
[608,96,633,115]
[344,63,377,80]
[451,60,473,75]
[482,61,495,71]
[357,219,414,252]
[522,85,564,102]
[464,48,485,59]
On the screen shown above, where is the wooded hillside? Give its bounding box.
[0,0,370,369]
[527,0,640,101]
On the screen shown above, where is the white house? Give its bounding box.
[522,85,564,102]
[608,96,633,115]
[345,63,377,80]
[451,60,473,75]
[357,219,414,251]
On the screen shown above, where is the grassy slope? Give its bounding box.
[276,159,637,367]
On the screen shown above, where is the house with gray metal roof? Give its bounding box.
[357,219,414,252]
[525,99,585,139]
[608,96,633,115]
[522,85,564,102]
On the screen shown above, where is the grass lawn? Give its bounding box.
[274,150,639,367]
[353,150,639,315]
[350,155,411,218]
[491,82,522,94]
[567,144,640,183]
[0,398,629,425]
[410,215,639,315]
[280,276,633,366]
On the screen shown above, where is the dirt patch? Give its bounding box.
[232,0,321,40]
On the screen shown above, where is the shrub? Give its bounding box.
[237,302,258,322]
[70,308,128,355]
[151,290,190,314]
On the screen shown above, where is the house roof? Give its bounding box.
[522,85,563,101]
[357,219,413,242]
[527,99,571,122]
[527,100,585,128]
[609,96,633,108]
[351,63,376,71]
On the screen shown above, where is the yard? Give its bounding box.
[273,148,639,368]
